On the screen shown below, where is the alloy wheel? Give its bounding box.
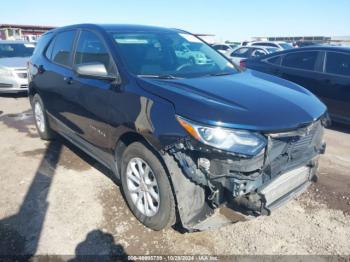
[126,157,160,217]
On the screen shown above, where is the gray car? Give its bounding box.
[0,41,35,93]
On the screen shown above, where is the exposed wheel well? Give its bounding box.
[28,86,38,104]
[114,132,152,176]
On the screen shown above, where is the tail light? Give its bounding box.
[239,60,246,69]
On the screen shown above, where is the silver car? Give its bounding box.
[0,41,35,93]
[228,46,279,66]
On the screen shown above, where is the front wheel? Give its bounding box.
[120,142,176,230]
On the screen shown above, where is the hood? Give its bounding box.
[137,70,327,132]
[0,57,29,69]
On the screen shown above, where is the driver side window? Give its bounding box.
[74,30,115,75]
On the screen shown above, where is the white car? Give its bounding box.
[0,41,35,93]
[248,41,293,51]
[228,46,279,66]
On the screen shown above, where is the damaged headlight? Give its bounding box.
[176,116,267,156]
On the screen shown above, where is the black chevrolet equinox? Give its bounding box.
[29,24,328,231]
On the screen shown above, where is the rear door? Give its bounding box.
[320,51,350,122]
[35,30,80,134]
[279,50,323,96]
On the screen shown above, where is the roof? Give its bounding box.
[49,24,186,34]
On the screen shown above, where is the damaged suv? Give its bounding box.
[28,24,327,231]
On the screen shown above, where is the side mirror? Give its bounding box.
[74,62,117,81]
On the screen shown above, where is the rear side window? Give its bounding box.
[282,51,318,70]
[266,56,282,65]
[74,30,114,74]
[32,33,52,57]
[326,52,350,76]
[50,30,76,67]
[251,49,267,57]
[231,47,251,57]
[220,45,229,51]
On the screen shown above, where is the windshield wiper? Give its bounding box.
[137,74,181,79]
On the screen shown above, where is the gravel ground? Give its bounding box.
[0,94,349,256]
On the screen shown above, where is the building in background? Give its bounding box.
[252,36,331,43]
[0,24,55,42]
[251,35,350,46]
[330,36,350,46]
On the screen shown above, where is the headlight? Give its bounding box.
[0,67,12,77]
[176,116,267,156]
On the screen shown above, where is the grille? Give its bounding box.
[266,121,323,179]
[16,72,28,79]
[0,83,13,88]
[290,129,316,152]
[20,84,28,89]
[270,121,321,153]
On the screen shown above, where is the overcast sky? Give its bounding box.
[2,0,349,41]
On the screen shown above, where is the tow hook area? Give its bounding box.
[229,193,270,216]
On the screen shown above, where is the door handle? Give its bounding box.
[64,76,74,85]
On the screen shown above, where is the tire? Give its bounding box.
[120,142,176,230]
[31,94,55,140]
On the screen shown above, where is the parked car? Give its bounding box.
[248,41,293,51]
[29,24,327,231]
[211,44,233,55]
[175,42,212,65]
[0,40,35,93]
[227,43,240,50]
[245,46,350,124]
[228,46,279,67]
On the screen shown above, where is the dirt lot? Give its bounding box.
[0,94,350,256]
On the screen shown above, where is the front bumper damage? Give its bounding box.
[164,119,326,231]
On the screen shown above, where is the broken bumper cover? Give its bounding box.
[165,119,326,231]
[260,165,312,209]
[190,163,318,231]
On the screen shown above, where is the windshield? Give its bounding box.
[109,32,238,78]
[0,43,35,58]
